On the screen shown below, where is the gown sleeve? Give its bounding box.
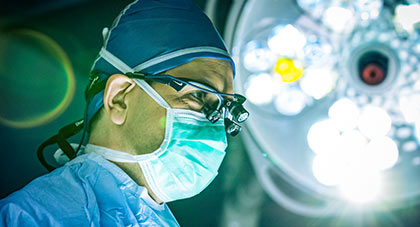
[0,163,99,227]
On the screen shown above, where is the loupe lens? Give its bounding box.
[230,104,249,123]
[204,107,222,123]
[238,112,249,122]
[225,119,241,136]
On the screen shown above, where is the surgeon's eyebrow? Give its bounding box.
[201,70,226,93]
[180,74,222,93]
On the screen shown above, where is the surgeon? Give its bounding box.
[0,0,249,226]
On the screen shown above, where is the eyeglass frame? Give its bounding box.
[124,72,248,124]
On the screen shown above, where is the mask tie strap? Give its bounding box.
[85,144,157,163]
[99,48,171,109]
[132,79,171,109]
[99,48,133,73]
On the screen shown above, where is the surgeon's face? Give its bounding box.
[123,58,234,155]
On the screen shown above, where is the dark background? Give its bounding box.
[1,0,420,226]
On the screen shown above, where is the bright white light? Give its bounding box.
[340,169,381,203]
[358,106,392,139]
[243,41,277,72]
[395,3,420,33]
[365,136,399,170]
[328,98,360,131]
[268,24,306,56]
[399,50,409,61]
[415,120,420,142]
[416,43,420,55]
[399,92,420,123]
[307,119,341,154]
[396,127,412,139]
[402,141,417,153]
[415,80,420,90]
[299,67,337,100]
[353,0,383,20]
[312,153,346,186]
[323,6,354,32]
[245,73,276,105]
[274,84,307,116]
[339,130,368,160]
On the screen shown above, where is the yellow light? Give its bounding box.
[274,58,303,82]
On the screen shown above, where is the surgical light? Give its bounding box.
[365,136,399,170]
[243,40,277,72]
[299,67,336,100]
[339,170,382,203]
[399,90,420,124]
[307,119,341,154]
[322,6,354,32]
[268,24,306,56]
[357,106,392,139]
[415,121,420,142]
[394,3,420,33]
[328,98,360,132]
[274,58,303,82]
[312,153,345,186]
[245,73,276,105]
[274,84,309,116]
[339,130,367,160]
[353,0,383,20]
[227,0,420,216]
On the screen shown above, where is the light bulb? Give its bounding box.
[323,6,354,32]
[307,119,341,154]
[274,84,308,116]
[340,169,381,203]
[394,3,420,33]
[300,67,337,100]
[243,40,277,72]
[328,98,360,131]
[268,24,306,56]
[245,73,276,105]
[358,106,392,139]
[312,153,346,186]
[274,58,304,82]
[365,136,399,170]
[399,91,420,123]
[353,0,383,20]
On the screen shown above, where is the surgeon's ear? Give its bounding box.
[103,74,136,125]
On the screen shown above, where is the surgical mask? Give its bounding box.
[91,78,227,202]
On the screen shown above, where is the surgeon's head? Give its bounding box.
[81,0,246,203]
[85,0,237,129]
[85,0,237,151]
[88,58,234,155]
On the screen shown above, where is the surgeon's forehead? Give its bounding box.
[166,58,234,93]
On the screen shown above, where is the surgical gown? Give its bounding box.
[0,151,180,226]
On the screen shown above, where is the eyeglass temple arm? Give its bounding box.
[126,73,243,101]
[126,73,187,92]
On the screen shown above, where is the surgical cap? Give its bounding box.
[86,0,235,124]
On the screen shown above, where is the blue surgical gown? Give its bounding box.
[0,152,180,226]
